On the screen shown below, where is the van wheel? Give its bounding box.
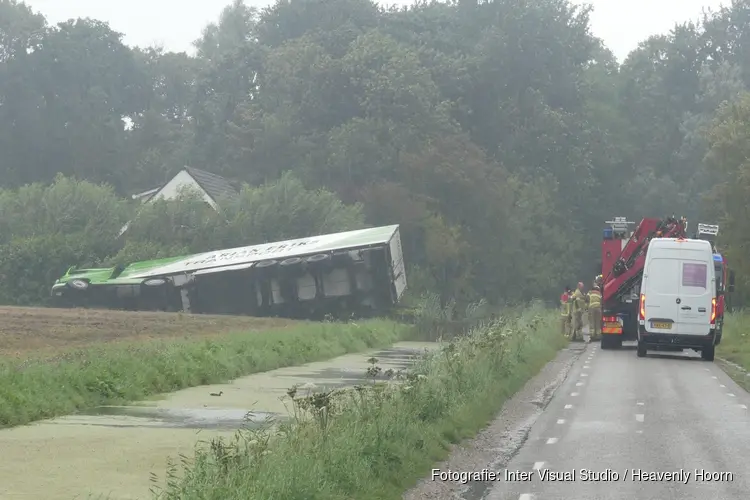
[600,335,612,349]
[637,341,647,358]
[701,346,715,362]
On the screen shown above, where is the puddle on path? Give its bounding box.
[0,341,439,500]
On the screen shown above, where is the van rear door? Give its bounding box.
[644,257,680,333]
[677,255,713,335]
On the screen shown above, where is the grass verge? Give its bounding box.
[155,303,567,500]
[0,319,408,427]
[717,311,750,391]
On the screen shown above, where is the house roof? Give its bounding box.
[184,167,238,203]
[129,167,239,206]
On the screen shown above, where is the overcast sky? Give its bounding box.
[23,0,727,62]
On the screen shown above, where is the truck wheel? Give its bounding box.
[637,341,647,358]
[600,335,610,349]
[305,253,332,270]
[279,257,306,277]
[612,336,623,349]
[701,346,715,361]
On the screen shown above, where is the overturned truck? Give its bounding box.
[51,225,407,319]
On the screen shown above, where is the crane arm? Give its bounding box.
[602,216,687,303]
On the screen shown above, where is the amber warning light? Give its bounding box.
[639,294,646,320]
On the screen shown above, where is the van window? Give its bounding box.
[682,262,707,289]
[646,259,679,294]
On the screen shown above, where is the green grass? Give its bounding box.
[717,311,750,391]
[155,303,567,500]
[0,319,408,427]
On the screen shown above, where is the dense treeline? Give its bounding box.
[1,0,750,307]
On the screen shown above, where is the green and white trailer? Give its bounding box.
[51,225,407,319]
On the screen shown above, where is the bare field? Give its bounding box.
[0,306,299,358]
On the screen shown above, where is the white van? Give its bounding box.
[638,238,718,360]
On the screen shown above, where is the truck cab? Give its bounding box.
[600,217,637,349]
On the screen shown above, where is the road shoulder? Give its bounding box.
[403,342,588,500]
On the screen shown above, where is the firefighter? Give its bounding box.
[570,282,587,341]
[560,286,572,336]
[587,285,602,341]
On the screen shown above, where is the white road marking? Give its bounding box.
[635,414,644,422]
[557,419,565,424]
[533,462,544,470]
[740,405,748,410]
[704,368,710,371]
[637,402,644,406]
[581,373,589,377]
[571,392,579,396]
[712,376,718,379]
[546,437,558,444]
[576,382,584,386]
[720,384,726,388]
[519,494,534,500]
[564,404,573,409]
[727,393,736,397]
[636,430,643,434]
[583,365,590,369]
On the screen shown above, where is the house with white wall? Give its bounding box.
[131,167,239,209]
[119,167,239,236]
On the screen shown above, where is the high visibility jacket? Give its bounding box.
[587,289,601,309]
[571,289,586,311]
[560,293,570,316]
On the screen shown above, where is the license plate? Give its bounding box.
[651,321,672,329]
[604,322,620,329]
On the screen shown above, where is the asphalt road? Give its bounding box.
[478,341,750,500]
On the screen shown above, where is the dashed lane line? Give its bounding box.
[557,419,565,424]
[564,404,573,409]
[635,414,644,422]
[546,437,558,444]
[533,462,544,471]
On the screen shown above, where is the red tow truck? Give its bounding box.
[599,216,689,349]
[693,223,735,342]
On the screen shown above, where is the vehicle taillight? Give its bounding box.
[639,294,646,320]
[711,297,716,324]
[603,316,617,322]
